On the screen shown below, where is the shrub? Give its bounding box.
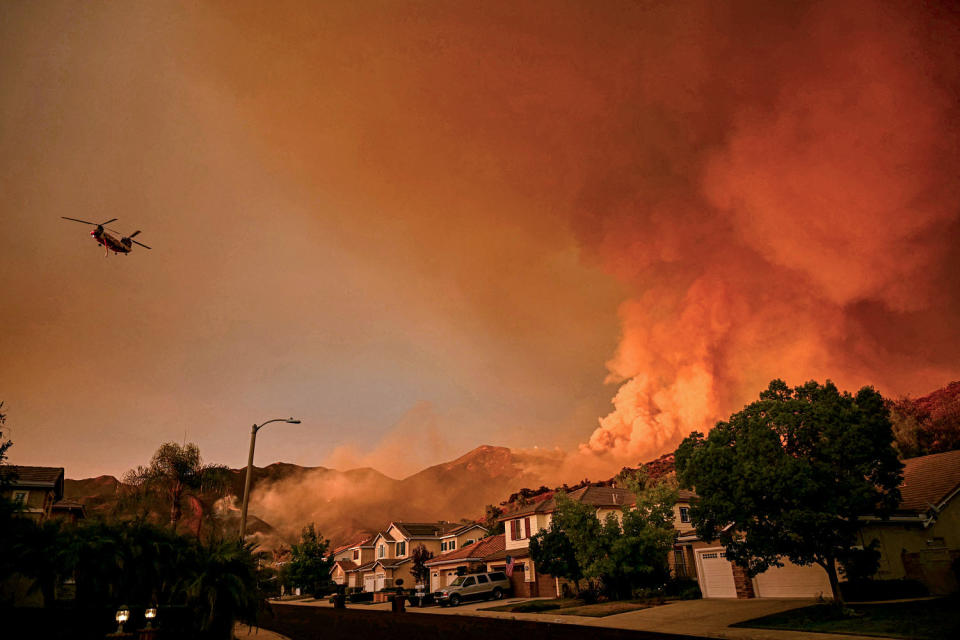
[664,578,701,599]
[347,591,373,603]
[578,588,600,604]
[839,579,928,602]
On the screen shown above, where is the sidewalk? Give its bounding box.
[270,597,880,640]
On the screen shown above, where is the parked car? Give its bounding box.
[435,571,511,606]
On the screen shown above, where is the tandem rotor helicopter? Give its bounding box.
[61,216,152,256]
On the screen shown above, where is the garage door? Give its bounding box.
[754,560,831,598]
[696,549,737,598]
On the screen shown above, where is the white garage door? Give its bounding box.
[696,549,737,598]
[363,575,375,592]
[754,560,831,598]
[375,573,386,591]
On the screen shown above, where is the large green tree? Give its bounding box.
[531,484,675,599]
[124,442,230,530]
[288,523,332,596]
[529,514,583,592]
[675,379,903,604]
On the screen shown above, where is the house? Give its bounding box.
[1,465,84,523]
[497,485,642,596]
[425,534,505,592]
[688,449,960,599]
[349,521,487,593]
[332,534,375,588]
[858,449,960,594]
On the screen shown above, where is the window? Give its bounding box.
[673,549,688,578]
[476,574,488,584]
[465,539,475,546]
[396,541,406,556]
[13,492,27,505]
[441,541,448,552]
[353,549,359,561]
[679,506,690,523]
[378,545,385,558]
[462,577,475,587]
[510,518,531,540]
[449,540,456,550]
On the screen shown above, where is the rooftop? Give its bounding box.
[897,449,960,514]
[425,534,506,566]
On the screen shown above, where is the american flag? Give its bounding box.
[505,555,515,577]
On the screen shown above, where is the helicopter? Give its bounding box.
[61,217,152,256]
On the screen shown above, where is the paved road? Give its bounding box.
[271,596,879,640]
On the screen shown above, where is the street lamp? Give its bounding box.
[115,605,130,634]
[239,417,301,538]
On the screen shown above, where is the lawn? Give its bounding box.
[480,598,660,617]
[732,596,960,640]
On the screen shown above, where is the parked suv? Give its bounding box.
[435,571,511,606]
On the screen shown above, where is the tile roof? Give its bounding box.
[375,557,411,569]
[331,560,357,571]
[897,449,960,514]
[332,532,375,554]
[425,534,505,566]
[0,465,64,487]
[440,523,486,537]
[348,560,377,573]
[390,521,464,538]
[499,485,638,520]
[483,547,531,562]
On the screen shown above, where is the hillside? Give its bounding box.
[890,381,960,458]
[64,444,554,548]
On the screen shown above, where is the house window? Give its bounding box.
[465,539,475,546]
[353,549,359,560]
[679,507,690,523]
[673,549,688,578]
[449,540,456,550]
[397,541,406,556]
[13,491,27,505]
[510,518,531,540]
[441,541,447,552]
[378,545,385,558]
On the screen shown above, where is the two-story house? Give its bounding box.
[425,534,505,591]
[493,485,700,597]
[329,533,375,587]
[0,465,85,523]
[352,521,487,593]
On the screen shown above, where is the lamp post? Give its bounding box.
[239,417,300,539]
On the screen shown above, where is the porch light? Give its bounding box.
[144,605,157,628]
[115,605,130,633]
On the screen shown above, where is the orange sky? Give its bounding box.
[2,1,958,480]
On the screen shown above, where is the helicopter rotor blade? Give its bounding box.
[132,240,152,250]
[61,216,99,226]
[128,230,141,238]
[98,218,118,226]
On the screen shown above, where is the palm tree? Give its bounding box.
[124,442,230,530]
[184,537,260,640]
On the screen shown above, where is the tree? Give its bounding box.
[587,482,676,599]
[288,523,332,596]
[481,504,505,536]
[529,516,583,592]
[0,401,14,487]
[124,442,231,530]
[675,379,903,604]
[409,544,434,587]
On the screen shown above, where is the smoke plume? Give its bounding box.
[578,0,960,463]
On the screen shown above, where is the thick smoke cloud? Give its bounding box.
[578,0,960,463]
